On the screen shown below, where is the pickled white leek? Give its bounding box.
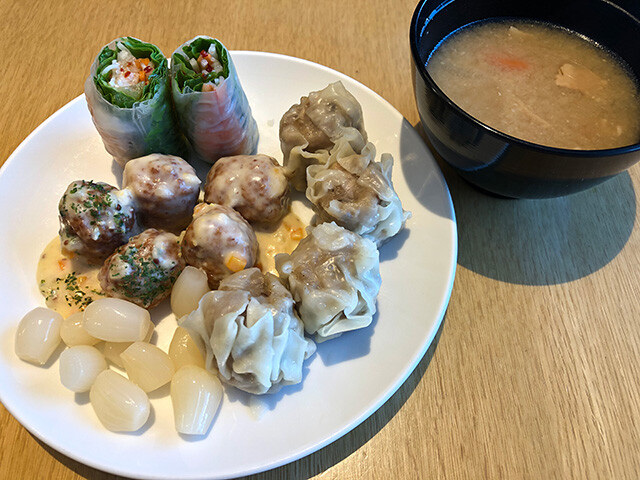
[168,326,205,370]
[102,342,129,368]
[15,307,63,365]
[59,345,107,392]
[171,266,209,318]
[90,369,150,432]
[121,342,175,392]
[83,298,150,342]
[171,365,222,435]
[60,312,99,347]
[102,319,154,368]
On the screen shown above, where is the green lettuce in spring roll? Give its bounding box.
[85,37,186,166]
[171,36,258,164]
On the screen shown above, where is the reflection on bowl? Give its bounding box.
[410,0,640,198]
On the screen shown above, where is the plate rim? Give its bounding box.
[0,50,457,479]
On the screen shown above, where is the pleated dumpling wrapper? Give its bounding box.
[180,268,316,394]
[85,37,186,166]
[171,36,259,164]
[306,138,410,246]
[280,81,368,191]
[276,222,381,342]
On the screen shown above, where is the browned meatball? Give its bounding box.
[99,229,185,309]
[181,203,258,288]
[203,154,289,223]
[58,180,137,263]
[122,153,201,232]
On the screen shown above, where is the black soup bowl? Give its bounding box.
[410,0,640,198]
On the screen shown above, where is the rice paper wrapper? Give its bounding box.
[171,36,259,164]
[84,37,186,167]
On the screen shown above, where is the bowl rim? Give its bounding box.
[409,0,640,158]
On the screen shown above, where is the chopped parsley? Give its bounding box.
[113,212,127,228]
[109,245,178,308]
[40,272,104,310]
[59,180,123,227]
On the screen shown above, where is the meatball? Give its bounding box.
[122,153,201,232]
[181,203,258,288]
[99,229,185,309]
[58,180,137,263]
[203,154,289,223]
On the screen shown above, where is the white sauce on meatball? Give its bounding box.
[204,154,289,223]
[123,154,201,232]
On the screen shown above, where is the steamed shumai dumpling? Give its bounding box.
[279,81,368,191]
[306,138,410,246]
[179,268,316,394]
[276,222,381,342]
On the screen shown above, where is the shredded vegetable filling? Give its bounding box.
[103,43,155,100]
[188,45,224,91]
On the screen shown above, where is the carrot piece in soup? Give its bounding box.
[487,54,529,71]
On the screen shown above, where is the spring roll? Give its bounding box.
[85,37,186,166]
[171,36,259,164]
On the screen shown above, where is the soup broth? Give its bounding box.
[427,20,640,150]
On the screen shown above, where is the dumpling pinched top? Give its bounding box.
[280,81,368,191]
[179,268,316,394]
[306,138,410,246]
[276,222,381,342]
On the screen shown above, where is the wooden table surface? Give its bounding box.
[2,1,640,479]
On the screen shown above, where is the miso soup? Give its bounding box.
[427,20,640,150]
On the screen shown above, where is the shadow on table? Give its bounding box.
[411,122,637,286]
[242,318,445,480]
[33,439,125,480]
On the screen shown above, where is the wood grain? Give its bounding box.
[2,1,640,479]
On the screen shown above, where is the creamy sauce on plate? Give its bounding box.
[37,236,104,317]
[38,211,306,315]
[254,211,306,274]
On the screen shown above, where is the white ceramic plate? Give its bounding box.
[0,52,457,479]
